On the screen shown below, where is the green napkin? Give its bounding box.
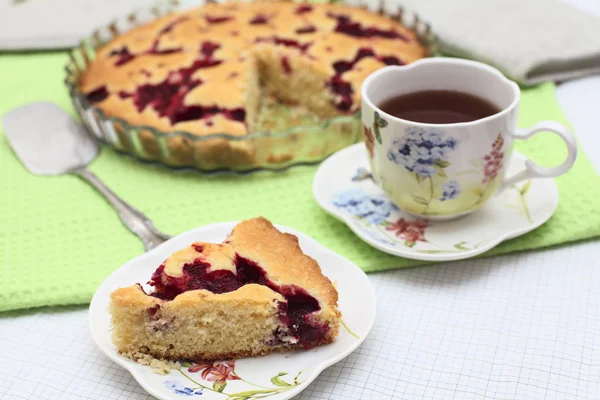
[1,52,599,312]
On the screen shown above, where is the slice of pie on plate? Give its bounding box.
[109,217,341,362]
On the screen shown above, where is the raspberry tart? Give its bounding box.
[109,217,341,362]
[77,0,428,168]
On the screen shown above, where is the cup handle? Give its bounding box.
[499,121,578,192]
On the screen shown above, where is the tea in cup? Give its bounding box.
[361,58,578,219]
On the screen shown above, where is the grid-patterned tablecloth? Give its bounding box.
[2,242,600,399]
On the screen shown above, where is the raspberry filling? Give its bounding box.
[147,254,327,346]
[295,4,313,14]
[249,14,269,24]
[115,41,246,125]
[332,48,402,74]
[254,36,312,53]
[159,16,189,34]
[109,47,135,66]
[327,12,409,41]
[86,86,109,104]
[109,41,182,66]
[295,25,316,34]
[199,41,220,58]
[255,36,315,76]
[108,17,187,66]
[149,41,184,56]
[280,56,292,75]
[327,47,403,111]
[205,15,233,24]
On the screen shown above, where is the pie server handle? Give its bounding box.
[73,167,172,251]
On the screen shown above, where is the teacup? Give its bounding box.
[361,58,578,220]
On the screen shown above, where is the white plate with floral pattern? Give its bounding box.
[89,222,375,400]
[313,143,559,261]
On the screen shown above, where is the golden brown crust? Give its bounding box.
[80,1,426,138]
[111,282,285,309]
[111,284,160,308]
[227,217,339,313]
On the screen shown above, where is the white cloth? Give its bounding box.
[393,0,600,85]
[0,0,200,51]
[0,0,146,50]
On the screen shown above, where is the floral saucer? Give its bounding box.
[89,222,375,400]
[313,143,559,261]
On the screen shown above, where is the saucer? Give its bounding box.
[313,143,559,262]
[89,222,375,400]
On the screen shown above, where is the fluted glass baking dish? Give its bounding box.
[65,0,436,173]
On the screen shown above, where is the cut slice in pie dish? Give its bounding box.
[109,217,341,362]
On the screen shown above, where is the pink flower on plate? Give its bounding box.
[385,218,429,247]
[188,361,240,385]
[482,133,505,184]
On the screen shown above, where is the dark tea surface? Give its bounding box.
[378,90,500,124]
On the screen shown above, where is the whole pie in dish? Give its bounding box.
[109,217,341,361]
[78,1,428,168]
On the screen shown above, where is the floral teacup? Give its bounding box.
[361,58,578,220]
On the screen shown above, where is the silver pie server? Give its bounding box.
[2,102,171,251]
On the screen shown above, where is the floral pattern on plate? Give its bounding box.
[313,143,559,261]
[161,321,360,399]
[164,361,304,399]
[331,187,481,253]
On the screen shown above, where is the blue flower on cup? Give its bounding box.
[385,127,461,212]
[164,380,203,396]
[387,127,459,179]
[413,164,438,178]
[332,188,398,225]
[440,180,461,201]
